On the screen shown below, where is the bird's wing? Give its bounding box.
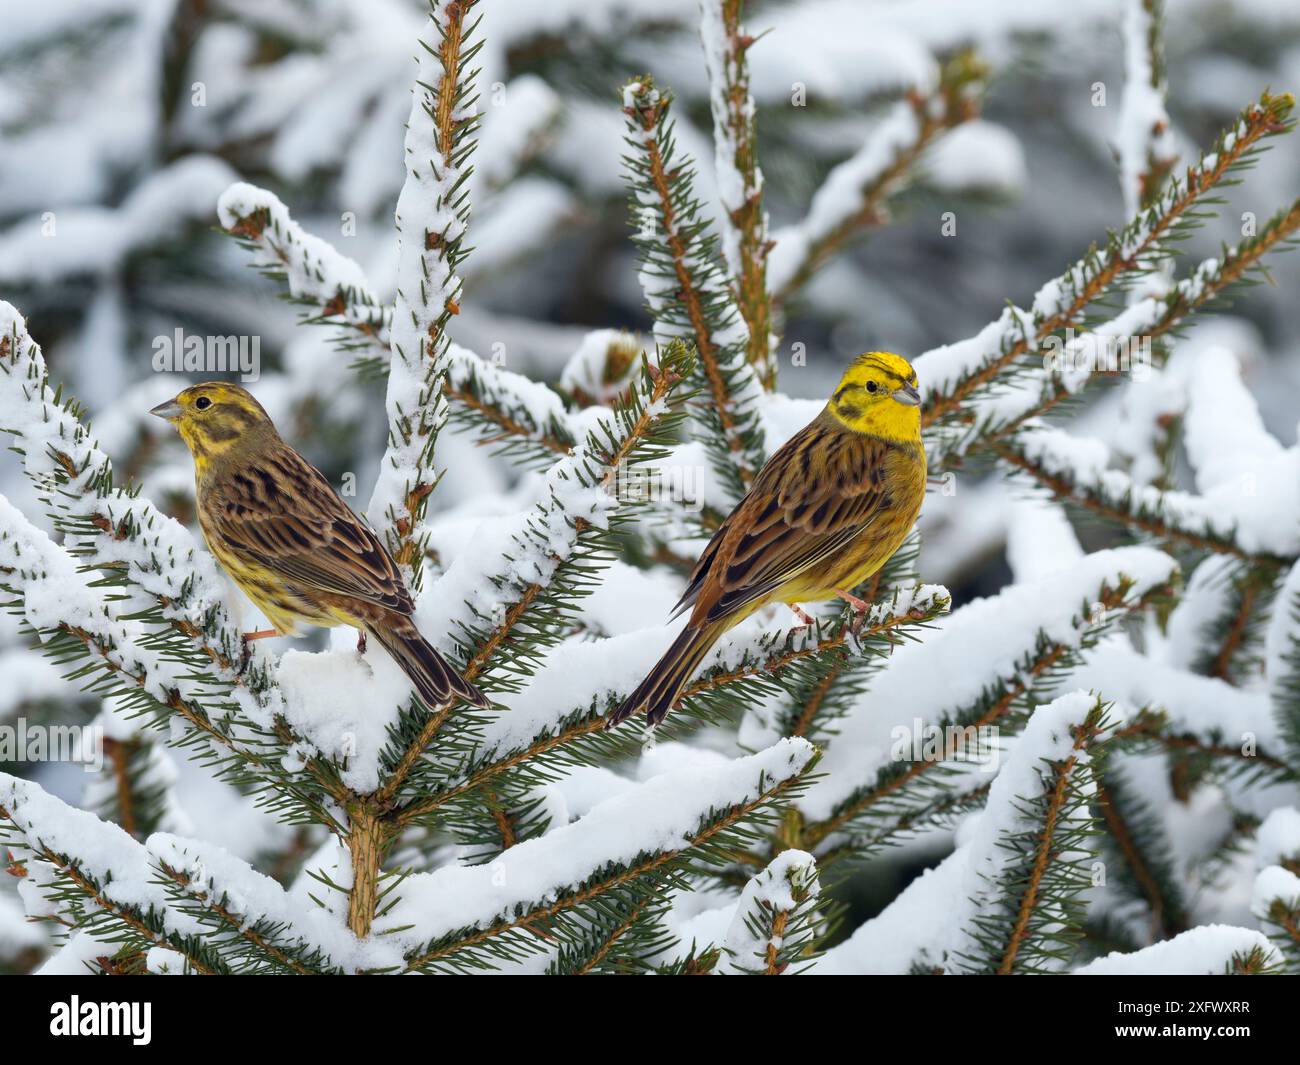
[680,423,897,625]
[208,446,412,616]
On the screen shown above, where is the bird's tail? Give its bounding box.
[606,621,724,729]
[370,624,490,710]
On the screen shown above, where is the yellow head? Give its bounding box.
[150,382,277,466]
[827,351,921,443]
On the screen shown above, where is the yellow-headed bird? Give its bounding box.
[608,351,926,728]
[151,383,487,711]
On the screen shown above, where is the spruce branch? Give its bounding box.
[388,585,947,831]
[369,0,483,581]
[952,693,1109,975]
[0,776,227,975]
[936,197,1300,465]
[1094,770,1189,941]
[699,0,776,387]
[1269,565,1300,769]
[218,184,392,370]
[1117,0,1177,216]
[393,740,817,973]
[722,850,825,974]
[219,187,585,465]
[622,75,768,500]
[769,50,986,306]
[800,567,1176,856]
[918,91,1295,439]
[990,427,1292,570]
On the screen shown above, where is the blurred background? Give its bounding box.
[2,0,1299,966]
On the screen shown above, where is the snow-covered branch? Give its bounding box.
[622,76,768,500]
[699,0,775,386]
[369,0,483,579]
[768,50,985,305]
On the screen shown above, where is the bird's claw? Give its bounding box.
[835,589,871,633]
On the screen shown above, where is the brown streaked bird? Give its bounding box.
[151,382,487,711]
[607,351,926,728]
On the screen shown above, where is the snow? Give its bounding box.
[925,121,1026,193]
[942,690,1099,970]
[722,849,818,974]
[0,156,236,283]
[217,181,373,305]
[1071,639,1276,744]
[769,102,921,297]
[1075,925,1280,975]
[274,632,415,793]
[799,547,1178,821]
[1256,807,1300,868]
[1252,865,1300,921]
[1116,0,1177,218]
[383,738,815,954]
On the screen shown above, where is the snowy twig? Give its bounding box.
[623,76,768,499]
[1117,0,1177,216]
[369,0,483,580]
[699,0,776,387]
[768,51,985,306]
[918,92,1295,436]
[219,183,392,368]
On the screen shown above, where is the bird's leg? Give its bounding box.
[835,588,871,632]
[356,630,367,654]
[242,628,279,642]
[787,602,815,629]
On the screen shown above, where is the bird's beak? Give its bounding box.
[892,383,921,407]
[149,399,183,421]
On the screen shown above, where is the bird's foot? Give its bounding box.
[356,630,367,654]
[835,589,871,633]
[787,602,815,629]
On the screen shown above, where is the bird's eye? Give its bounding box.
[195,396,212,411]
[866,381,878,393]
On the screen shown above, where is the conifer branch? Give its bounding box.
[919,91,1295,436]
[1094,773,1189,939]
[801,574,1173,852]
[389,586,948,830]
[990,430,1292,570]
[218,186,392,368]
[699,0,776,386]
[398,743,815,972]
[369,0,483,580]
[769,51,986,305]
[1118,0,1177,216]
[722,850,824,974]
[993,701,1105,974]
[622,76,768,498]
[937,197,1300,465]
